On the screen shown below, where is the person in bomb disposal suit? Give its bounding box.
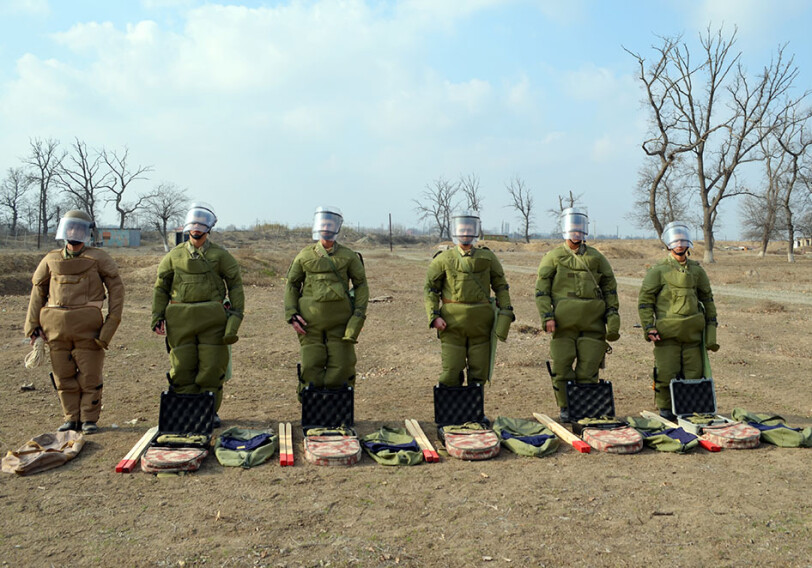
[152,203,244,427]
[25,210,125,434]
[638,221,718,419]
[424,211,514,387]
[285,206,368,398]
[534,208,620,422]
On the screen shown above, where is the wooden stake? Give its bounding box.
[279,422,294,466]
[533,413,590,453]
[640,410,721,452]
[405,419,439,462]
[115,426,159,473]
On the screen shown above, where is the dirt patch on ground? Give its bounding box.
[0,241,810,567]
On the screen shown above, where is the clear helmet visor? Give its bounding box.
[662,222,693,250]
[561,208,588,241]
[55,218,92,244]
[451,213,481,246]
[312,207,343,241]
[183,205,217,234]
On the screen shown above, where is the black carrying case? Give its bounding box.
[669,378,717,416]
[301,386,355,434]
[433,384,489,440]
[566,380,625,435]
[152,391,215,448]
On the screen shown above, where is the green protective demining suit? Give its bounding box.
[638,256,717,410]
[535,243,619,408]
[152,240,244,411]
[284,242,368,395]
[25,247,124,423]
[424,246,513,387]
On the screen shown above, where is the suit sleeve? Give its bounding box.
[598,254,619,318]
[534,253,556,324]
[638,267,662,338]
[424,255,445,327]
[24,257,51,337]
[283,254,305,322]
[696,266,717,326]
[488,253,512,310]
[151,253,174,329]
[97,253,125,345]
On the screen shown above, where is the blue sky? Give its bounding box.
[1,0,810,237]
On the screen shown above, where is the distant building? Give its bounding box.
[97,228,141,247]
[793,236,811,249]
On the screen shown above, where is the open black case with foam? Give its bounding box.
[433,384,490,440]
[566,380,625,435]
[151,390,216,449]
[670,378,726,434]
[300,385,355,435]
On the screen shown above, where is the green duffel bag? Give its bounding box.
[730,408,812,448]
[626,416,699,453]
[361,426,423,466]
[214,427,278,468]
[492,416,559,458]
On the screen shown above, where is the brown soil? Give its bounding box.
[1,241,810,567]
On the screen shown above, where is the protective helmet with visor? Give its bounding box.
[561,207,588,242]
[451,210,481,246]
[184,203,217,235]
[661,221,693,250]
[55,210,94,245]
[312,206,343,242]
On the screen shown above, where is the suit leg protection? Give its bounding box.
[169,343,199,392]
[72,347,105,422]
[467,335,491,384]
[681,343,704,380]
[299,331,328,388]
[439,335,467,387]
[574,336,608,382]
[549,336,577,408]
[324,336,357,389]
[653,342,682,410]
[49,347,80,422]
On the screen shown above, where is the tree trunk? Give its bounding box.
[702,225,715,263]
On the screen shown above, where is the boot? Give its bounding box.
[58,421,80,432]
[81,421,99,434]
[559,408,570,422]
[659,409,676,421]
[212,414,221,428]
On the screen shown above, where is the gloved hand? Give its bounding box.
[705,324,720,352]
[94,338,109,349]
[606,313,620,342]
[342,313,366,343]
[223,314,242,345]
[290,314,307,335]
[495,309,514,342]
[153,320,166,336]
[99,314,121,346]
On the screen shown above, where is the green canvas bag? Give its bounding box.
[493,416,559,458]
[361,426,423,466]
[214,427,278,468]
[730,408,812,448]
[626,416,699,453]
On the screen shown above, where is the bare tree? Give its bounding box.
[774,104,812,262]
[413,176,459,239]
[145,183,188,251]
[458,173,484,212]
[1,167,32,234]
[628,27,801,261]
[103,147,155,229]
[505,175,534,243]
[23,137,64,248]
[56,138,113,231]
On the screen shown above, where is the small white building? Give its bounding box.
[793,236,811,249]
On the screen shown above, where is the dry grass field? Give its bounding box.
[0,238,810,567]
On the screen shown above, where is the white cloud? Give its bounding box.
[1,0,50,17]
[691,0,808,40]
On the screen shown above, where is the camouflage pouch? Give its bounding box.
[155,434,209,446]
[684,413,718,426]
[361,426,423,466]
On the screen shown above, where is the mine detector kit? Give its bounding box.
[565,380,643,454]
[140,391,215,474]
[640,410,721,452]
[116,426,159,472]
[433,384,500,460]
[404,419,439,463]
[669,379,760,449]
[533,413,590,453]
[300,385,361,466]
